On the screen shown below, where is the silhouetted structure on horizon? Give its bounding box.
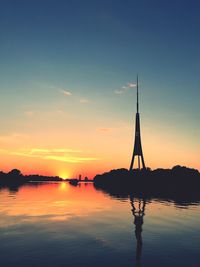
[94,166,200,202]
[0,169,62,192]
[130,76,146,170]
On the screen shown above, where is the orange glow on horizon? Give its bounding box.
[58,171,70,179]
[0,122,199,178]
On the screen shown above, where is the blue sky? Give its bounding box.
[0,0,199,175]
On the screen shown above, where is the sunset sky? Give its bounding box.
[0,0,199,178]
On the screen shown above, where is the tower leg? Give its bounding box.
[138,156,140,170]
[141,153,146,169]
[129,154,135,171]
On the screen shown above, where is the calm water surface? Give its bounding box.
[0,182,199,267]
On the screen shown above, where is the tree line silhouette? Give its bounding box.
[0,169,62,191]
[1,165,200,203]
[94,165,200,203]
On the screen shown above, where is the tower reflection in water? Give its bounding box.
[130,195,146,266]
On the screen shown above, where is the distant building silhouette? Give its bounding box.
[130,76,146,170]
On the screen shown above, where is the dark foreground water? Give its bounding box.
[0,182,199,267]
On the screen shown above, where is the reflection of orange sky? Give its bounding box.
[1,183,199,229]
[0,183,114,225]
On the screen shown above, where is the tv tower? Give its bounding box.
[129,76,146,170]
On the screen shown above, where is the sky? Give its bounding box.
[0,0,199,178]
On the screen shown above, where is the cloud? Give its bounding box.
[44,155,99,163]
[60,89,72,96]
[10,151,38,158]
[59,88,92,104]
[56,110,65,115]
[80,98,90,103]
[97,128,112,132]
[114,90,124,94]
[9,148,99,163]
[0,148,8,153]
[126,83,137,88]
[114,82,137,94]
[25,111,34,116]
[0,133,30,144]
[29,148,50,154]
[50,148,82,153]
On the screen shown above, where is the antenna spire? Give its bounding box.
[129,74,146,171]
[137,75,139,113]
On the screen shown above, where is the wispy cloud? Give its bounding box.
[24,109,68,117]
[9,148,99,163]
[50,148,81,153]
[114,82,137,94]
[80,98,90,104]
[44,155,99,163]
[60,89,72,96]
[97,128,112,132]
[114,90,124,94]
[59,87,92,104]
[126,83,137,88]
[25,111,34,116]
[0,133,30,144]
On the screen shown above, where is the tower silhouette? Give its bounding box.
[130,195,146,266]
[130,76,146,170]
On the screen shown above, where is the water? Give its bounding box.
[0,182,199,267]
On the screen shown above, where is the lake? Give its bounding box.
[0,182,199,267]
